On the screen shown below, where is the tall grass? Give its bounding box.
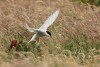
[0,0,100,67]
[71,0,100,6]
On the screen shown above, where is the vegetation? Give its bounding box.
[0,0,100,67]
[71,0,100,6]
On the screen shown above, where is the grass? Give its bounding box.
[71,0,100,6]
[0,0,100,67]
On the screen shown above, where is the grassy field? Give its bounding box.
[0,0,100,67]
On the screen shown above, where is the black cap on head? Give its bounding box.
[46,31,51,36]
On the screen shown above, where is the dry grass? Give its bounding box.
[0,0,100,67]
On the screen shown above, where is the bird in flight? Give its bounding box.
[25,9,60,43]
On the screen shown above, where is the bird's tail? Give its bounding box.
[24,22,36,33]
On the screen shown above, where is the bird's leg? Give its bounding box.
[36,38,39,42]
[46,36,51,41]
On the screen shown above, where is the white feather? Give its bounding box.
[24,23,35,32]
[25,9,60,43]
[28,34,37,43]
[39,9,60,31]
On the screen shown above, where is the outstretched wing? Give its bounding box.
[39,9,60,31]
[28,34,38,43]
[24,23,35,32]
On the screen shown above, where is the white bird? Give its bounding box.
[25,9,60,43]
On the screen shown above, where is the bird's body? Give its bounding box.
[25,9,60,43]
[27,29,50,43]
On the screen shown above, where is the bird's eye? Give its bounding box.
[46,31,51,36]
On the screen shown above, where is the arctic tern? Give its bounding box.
[25,9,60,43]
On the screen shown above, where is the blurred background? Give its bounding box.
[0,0,100,67]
